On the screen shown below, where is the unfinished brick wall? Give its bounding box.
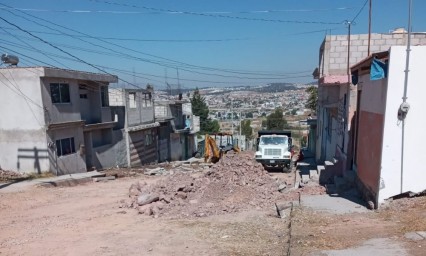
[109,88,125,106]
[320,33,426,76]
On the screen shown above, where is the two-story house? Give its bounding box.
[0,67,118,175]
[155,99,197,161]
[109,86,159,167]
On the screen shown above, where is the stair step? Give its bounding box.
[317,165,325,176]
[301,174,310,184]
[334,176,354,193]
[324,160,334,166]
[343,170,356,183]
[309,169,318,178]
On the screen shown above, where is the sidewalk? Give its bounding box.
[295,149,368,213]
[0,171,104,193]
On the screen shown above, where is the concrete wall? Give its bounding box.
[47,125,86,175]
[92,130,126,169]
[0,68,49,173]
[109,88,154,126]
[170,133,182,161]
[378,46,426,203]
[41,77,84,124]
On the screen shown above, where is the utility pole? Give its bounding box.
[400,0,413,194]
[345,20,352,78]
[231,98,234,135]
[344,20,353,153]
[239,111,242,137]
[367,0,372,55]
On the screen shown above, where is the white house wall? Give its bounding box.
[0,68,49,173]
[379,46,426,203]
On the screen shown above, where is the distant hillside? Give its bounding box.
[252,83,298,93]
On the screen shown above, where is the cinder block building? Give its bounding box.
[314,30,426,179]
[109,86,159,167]
[0,67,119,175]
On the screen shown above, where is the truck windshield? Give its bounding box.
[260,137,288,145]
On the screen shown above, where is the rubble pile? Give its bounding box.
[0,168,25,182]
[122,151,287,218]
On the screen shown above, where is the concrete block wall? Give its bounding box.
[321,33,426,76]
[109,88,124,106]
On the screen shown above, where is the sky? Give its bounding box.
[0,0,425,90]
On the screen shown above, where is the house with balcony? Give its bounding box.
[109,86,159,167]
[155,99,198,161]
[0,67,119,175]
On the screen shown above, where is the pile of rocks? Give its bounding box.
[122,151,288,218]
[0,168,25,182]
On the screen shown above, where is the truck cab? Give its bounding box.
[255,130,293,171]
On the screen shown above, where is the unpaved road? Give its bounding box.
[0,177,291,256]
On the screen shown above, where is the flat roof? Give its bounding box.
[0,66,118,83]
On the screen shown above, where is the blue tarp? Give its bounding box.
[370,58,388,80]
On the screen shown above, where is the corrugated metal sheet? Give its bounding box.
[129,130,157,167]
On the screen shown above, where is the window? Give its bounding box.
[79,84,88,99]
[56,137,76,157]
[101,86,109,107]
[129,92,136,108]
[143,93,152,107]
[145,133,153,146]
[50,83,70,103]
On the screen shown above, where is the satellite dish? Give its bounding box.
[1,54,19,66]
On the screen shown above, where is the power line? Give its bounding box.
[351,0,369,23]
[0,5,356,14]
[0,4,324,77]
[0,25,251,43]
[1,38,313,84]
[91,0,343,25]
[0,27,71,69]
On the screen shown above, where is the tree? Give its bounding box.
[305,86,318,111]
[240,120,253,140]
[266,108,287,130]
[246,112,253,118]
[191,88,219,133]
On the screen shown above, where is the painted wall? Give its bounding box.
[41,77,85,124]
[0,68,49,173]
[379,46,426,202]
[355,71,388,204]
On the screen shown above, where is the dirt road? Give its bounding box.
[0,177,291,256]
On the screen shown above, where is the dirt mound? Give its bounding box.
[123,151,288,218]
[0,169,25,182]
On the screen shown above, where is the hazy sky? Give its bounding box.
[1,0,425,89]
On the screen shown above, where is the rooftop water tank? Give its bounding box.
[1,54,19,65]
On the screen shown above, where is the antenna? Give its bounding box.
[165,68,172,96]
[176,68,182,100]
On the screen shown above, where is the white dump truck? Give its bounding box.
[255,130,294,171]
